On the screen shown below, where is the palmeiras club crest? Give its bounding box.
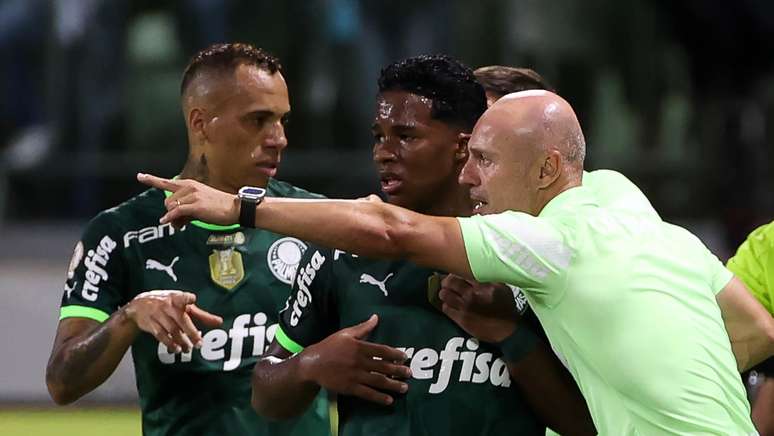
[267,237,307,285]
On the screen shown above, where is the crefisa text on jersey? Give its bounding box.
[288,250,326,326]
[397,337,512,394]
[82,235,118,301]
[157,312,276,371]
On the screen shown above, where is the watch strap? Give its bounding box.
[239,197,257,228]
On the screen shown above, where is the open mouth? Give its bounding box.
[471,198,488,214]
[379,173,403,194]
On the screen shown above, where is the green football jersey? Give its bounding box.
[276,245,544,436]
[59,179,329,436]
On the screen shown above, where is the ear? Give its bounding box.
[537,150,562,189]
[454,133,471,163]
[187,108,210,143]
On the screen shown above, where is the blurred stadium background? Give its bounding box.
[1,0,774,434]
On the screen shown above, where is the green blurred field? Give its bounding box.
[0,408,140,436]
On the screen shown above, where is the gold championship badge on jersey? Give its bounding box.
[209,247,245,290]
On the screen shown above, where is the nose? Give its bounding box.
[458,155,478,187]
[373,140,398,165]
[263,120,288,150]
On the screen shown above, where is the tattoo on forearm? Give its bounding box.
[50,323,112,382]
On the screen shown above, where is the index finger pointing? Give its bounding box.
[137,173,180,192]
[187,305,224,327]
[170,292,197,307]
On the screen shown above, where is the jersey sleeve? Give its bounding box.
[701,244,734,296]
[60,211,128,322]
[276,244,338,353]
[456,212,572,294]
[727,222,774,312]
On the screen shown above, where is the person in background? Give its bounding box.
[727,220,774,435]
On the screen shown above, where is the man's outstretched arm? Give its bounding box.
[137,174,472,278]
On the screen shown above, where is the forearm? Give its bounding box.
[141,175,471,276]
[716,277,774,371]
[752,377,774,435]
[728,323,774,372]
[508,343,596,436]
[251,354,321,420]
[255,198,471,276]
[727,308,774,371]
[46,309,139,404]
[255,198,406,259]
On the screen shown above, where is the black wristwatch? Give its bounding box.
[238,186,266,228]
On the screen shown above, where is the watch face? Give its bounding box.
[239,186,266,200]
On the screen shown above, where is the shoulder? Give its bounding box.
[729,220,774,267]
[745,221,774,251]
[583,169,632,184]
[464,211,567,239]
[267,179,325,199]
[83,189,165,236]
[297,243,364,279]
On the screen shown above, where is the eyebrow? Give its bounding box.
[246,110,276,119]
[371,123,420,132]
[251,107,292,117]
[392,123,418,130]
[469,143,488,154]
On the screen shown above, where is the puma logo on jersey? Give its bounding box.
[146,256,180,282]
[360,273,394,296]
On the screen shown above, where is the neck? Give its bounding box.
[180,153,209,184]
[418,177,473,218]
[180,153,256,195]
[534,173,582,215]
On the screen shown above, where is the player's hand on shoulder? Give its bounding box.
[125,290,223,353]
[439,274,519,343]
[299,314,411,406]
[136,173,239,228]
